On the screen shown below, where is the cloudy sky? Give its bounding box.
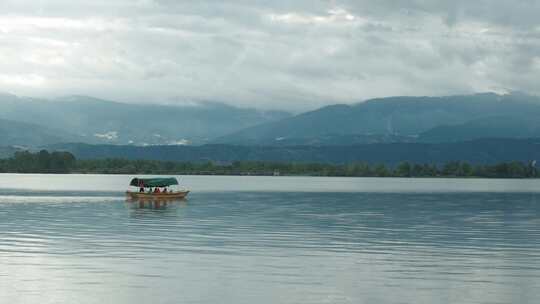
[0,0,538,110]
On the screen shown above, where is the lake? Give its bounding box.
[1,174,540,304]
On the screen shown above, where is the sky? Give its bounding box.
[0,0,539,110]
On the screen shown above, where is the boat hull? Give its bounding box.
[126,191,189,200]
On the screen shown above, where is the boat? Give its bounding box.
[126,177,189,200]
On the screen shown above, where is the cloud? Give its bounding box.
[0,0,538,110]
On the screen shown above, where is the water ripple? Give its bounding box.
[0,187,539,303]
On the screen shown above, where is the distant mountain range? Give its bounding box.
[215,92,540,145]
[0,118,79,147]
[48,138,540,165]
[2,92,540,163]
[0,93,291,147]
[419,115,540,143]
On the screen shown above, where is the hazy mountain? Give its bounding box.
[50,138,540,165]
[0,118,80,147]
[0,94,291,146]
[215,93,540,145]
[419,115,540,142]
[4,92,540,149]
[229,134,418,146]
[0,146,19,159]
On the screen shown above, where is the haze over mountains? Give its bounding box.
[0,93,290,147]
[215,92,540,145]
[0,118,79,147]
[2,92,540,164]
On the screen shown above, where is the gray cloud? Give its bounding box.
[0,0,538,110]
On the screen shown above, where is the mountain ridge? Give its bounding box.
[214,92,540,145]
[0,118,80,147]
[0,94,292,146]
[3,92,540,148]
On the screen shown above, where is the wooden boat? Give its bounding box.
[126,190,189,200]
[126,177,189,200]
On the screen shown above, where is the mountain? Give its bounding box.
[4,92,540,148]
[0,118,80,147]
[0,146,19,159]
[215,93,540,145]
[419,115,540,142]
[230,134,418,146]
[0,94,291,146]
[49,138,540,165]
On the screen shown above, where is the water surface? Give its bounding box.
[1,174,539,304]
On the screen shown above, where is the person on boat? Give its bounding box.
[163,188,168,193]
[138,180,144,193]
[154,187,161,193]
[147,187,153,193]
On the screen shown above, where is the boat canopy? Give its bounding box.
[130,177,179,188]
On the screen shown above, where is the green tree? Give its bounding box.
[442,161,460,176]
[460,162,473,177]
[395,162,411,177]
[374,164,390,177]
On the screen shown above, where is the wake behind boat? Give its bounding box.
[126,177,189,200]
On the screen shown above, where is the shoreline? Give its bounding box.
[2,150,538,179]
[0,171,538,179]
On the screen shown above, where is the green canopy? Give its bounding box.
[130,177,179,188]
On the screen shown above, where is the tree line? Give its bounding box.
[0,150,76,173]
[0,150,537,178]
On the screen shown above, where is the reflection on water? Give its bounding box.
[0,176,540,304]
[125,198,187,210]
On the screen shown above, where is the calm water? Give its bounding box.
[1,175,540,304]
